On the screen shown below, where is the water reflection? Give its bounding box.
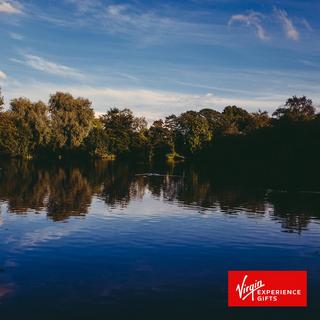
[0,160,319,232]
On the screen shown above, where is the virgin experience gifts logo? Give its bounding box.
[228,271,307,307]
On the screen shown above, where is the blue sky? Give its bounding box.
[0,0,319,119]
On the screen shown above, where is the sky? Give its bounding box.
[0,0,319,120]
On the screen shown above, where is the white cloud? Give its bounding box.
[107,4,129,20]
[14,54,84,79]
[65,0,99,13]
[9,32,24,40]
[229,12,269,41]
[301,59,320,67]
[3,81,286,121]
[0,70,7,79]
[274,8,299,41]
[103,4,164,34]
[300,18,312,31]
[0,1,22,14]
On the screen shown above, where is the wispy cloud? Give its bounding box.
[229,11,269,41]
[63,1,227,46]
[13,54,84,79]
[300,59,320,68]
[106,4,135,24]
[0,0,22,14]
[274,8,299,41]
[65,0,100,13]
[3,80,288,120]
[300,18,312,31]
[9,32,24,40]
[0,70,7,79]
[229,8,307,42]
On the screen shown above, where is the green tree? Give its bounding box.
[84,118,111,157]
[0,111,21,157]
[273,96,315,121]
[101,108,133,154]
[0,89,18,156]
[222,105,252,135]
[172,111,212,155]
[101,108,147,155]
[10,98,51,156]
[149,119,174,159]
[49,92,94,150]
[199,108,224,135]
[247,110,270,132]
[130,117,149,158]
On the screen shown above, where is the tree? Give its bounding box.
[0,89,19,156]
[101,108,147,155]
[0,111,21,157]
[273,96,315,121]
[222,105,252,135]
[149,119,174,159]
[10,98,51,156]
[84,118,111,157]
[247,110,270,132]
[199,108,224,136]
[130,117,149,158]
[172,111,212,155]
[49,92,94,150]
[101,108,133,154]
[0,87,4,111]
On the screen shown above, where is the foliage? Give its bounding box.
[10,98,51,156]
[101,108,147,156]
[199,108,223,134]
[84,127,111,158]
[165,111,212,155]
[221,105,252,135]
[0,112,22,157]
[49,92,95,150]
[273,96,315,121]
[0,88,4,111]
[0,89,318,163]
[148,119,174,159]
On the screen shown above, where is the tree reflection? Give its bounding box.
[0,160,319,232]
[267,192,320,233]
[0,161,49,213]
[47,167,92,221]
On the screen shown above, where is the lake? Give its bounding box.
[0,160,319,319]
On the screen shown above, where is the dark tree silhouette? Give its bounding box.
[0,88,4,111]
[273,96,315,121]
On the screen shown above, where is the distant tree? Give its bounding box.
[101,108,133,154]
[222,105,252,135]
[273,96,315,121]
[101,108,147,155]
[49,92,94,150]
[149,119,174,159]
[172,111,212,155]
[247,110,270,131]
[133,116,148,132]
[199,108,224,135]
[84,118,111,157]
[130,117,149,158]
[0,88,4,111]
[10,98,51,156]
[0,111,21,157]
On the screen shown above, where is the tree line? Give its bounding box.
[0,88,319,166]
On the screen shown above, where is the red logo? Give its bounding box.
[228,271,307,307]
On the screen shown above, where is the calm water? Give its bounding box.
[0,160,320,319]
